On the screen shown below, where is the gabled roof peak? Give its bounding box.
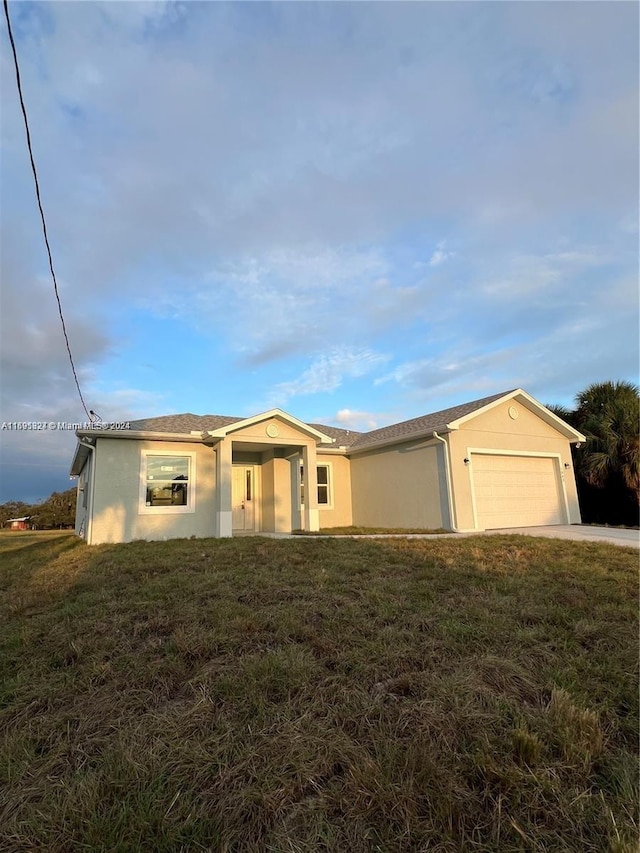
[204,409,335,443]
[344,390,516,450]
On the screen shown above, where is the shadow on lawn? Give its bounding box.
[0,530,82,567]
[0,532,88,614]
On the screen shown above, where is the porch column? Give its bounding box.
[302,443,319,532]
[216,439,233,537]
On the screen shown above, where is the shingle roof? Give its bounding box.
[128,413,242,433]
[307,424,364,445]
[126,391,516,449]
[343,390,516,450]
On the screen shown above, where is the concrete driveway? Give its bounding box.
[483,525,639,548]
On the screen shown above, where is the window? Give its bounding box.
[317,464,330,505]
[300,462,333,508]
[139,452,195,513]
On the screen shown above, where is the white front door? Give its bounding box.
[232,465,256,531]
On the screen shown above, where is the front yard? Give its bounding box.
[0,531,637,852]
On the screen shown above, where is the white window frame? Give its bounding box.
[139,450,197,515]
[299,460,334,510]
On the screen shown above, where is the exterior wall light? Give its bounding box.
[564,463,571,469]
[463,458,470,465]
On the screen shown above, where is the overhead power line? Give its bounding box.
[3,0,93,421]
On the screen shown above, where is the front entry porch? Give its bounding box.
[217,442,318,537]
[204,412,333,537]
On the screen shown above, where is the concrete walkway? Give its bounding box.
[259,525,639,548]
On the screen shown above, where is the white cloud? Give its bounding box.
[142,245,390,366]
[428,241,455,267]
[376,353,500,392]
[374,263,639,410]
[334,408,381,431]
[82,387,167,422]
[221,246,386,294]
[269,348,390,406]
[619,212,639,235]
[479,246,611,300]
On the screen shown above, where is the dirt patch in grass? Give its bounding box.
[0,531,637,852]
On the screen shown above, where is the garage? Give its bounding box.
[471,452,567,529]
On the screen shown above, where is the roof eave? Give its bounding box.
[70,439,92,476]
[75,429,206,443]
[347,425,455,455]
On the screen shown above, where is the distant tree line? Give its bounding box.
[550,381,639,527]
[0,487,77,530]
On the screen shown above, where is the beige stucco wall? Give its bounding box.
[270,456,295,532]
[259,450,350,531]
[258,452,296,533]
[89,438,217,544]
[260,455,275,532]
[448,400,581,529]
[350,441,447,530]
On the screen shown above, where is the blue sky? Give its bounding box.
[1,1,638,503]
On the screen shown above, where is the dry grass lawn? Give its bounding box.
[293,526,450,535]
[0,530,637,852]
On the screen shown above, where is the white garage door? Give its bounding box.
[472,454,565,529]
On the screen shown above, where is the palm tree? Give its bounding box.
[574,381,639,501]
[545,403,577,427]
